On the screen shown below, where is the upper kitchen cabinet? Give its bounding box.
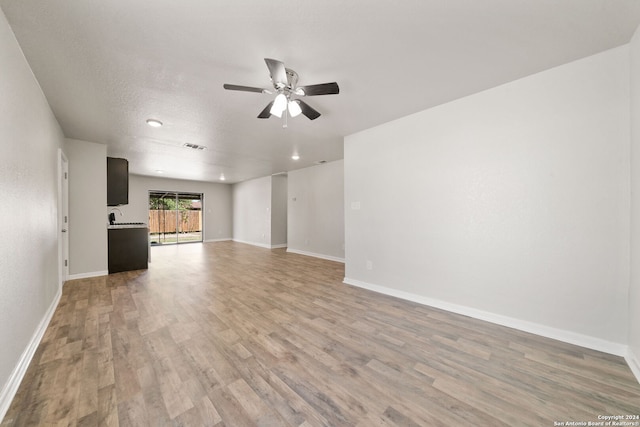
[107,157,129,206]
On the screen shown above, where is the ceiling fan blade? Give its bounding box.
[257,101,274,119]
[295,99,321,120]
[223,84,268,94]
[298,82,340,96]
[264,58,288,89]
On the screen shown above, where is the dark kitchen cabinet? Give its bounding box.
[107,157,128,206]
[108,227,148,273]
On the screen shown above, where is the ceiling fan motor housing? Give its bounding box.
[285,68,299,90]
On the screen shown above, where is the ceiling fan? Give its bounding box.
[223,58,339,121]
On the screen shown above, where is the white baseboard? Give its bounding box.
[0,287,61,422]
[232,240,287,250]
[67,270,108,281]
[287,248,345,263]
[232,239,275,250]
[343,277,628,357]
[626,348,640,384]
[204,238,232,243]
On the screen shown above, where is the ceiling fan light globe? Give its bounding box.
[288,100,302,117]
[270,93,287,117]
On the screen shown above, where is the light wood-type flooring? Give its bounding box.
[3,241,639,426]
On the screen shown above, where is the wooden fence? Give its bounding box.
[149,210,202,234]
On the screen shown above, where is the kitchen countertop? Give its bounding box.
[107,223,148,229]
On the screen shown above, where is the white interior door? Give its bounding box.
[58,149,69,286]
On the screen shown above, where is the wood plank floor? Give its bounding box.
[3,241,639,426]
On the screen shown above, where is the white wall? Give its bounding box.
[232,175,290,248]
[629,27,640,381]
[345,46,630,353]
[232,176,272,247]
[64,139,108,278]
[271,175,288,247]
[288,160,345,262]
[0,9,65,419]
[120,174,232,242]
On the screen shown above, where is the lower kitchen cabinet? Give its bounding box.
[108,227,149,273]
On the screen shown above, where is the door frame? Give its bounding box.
[148,190,204,245]
[58,149,69,288]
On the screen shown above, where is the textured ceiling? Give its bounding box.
[2,0,640,183]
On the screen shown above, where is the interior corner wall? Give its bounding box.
[232,176,272,248]
[344,46,630,353]
[271,175,288,246]
[64,139,108,277]
[0,8,65,419]
[123,175,233,242]
[287,160,345,262]
[629,26,640,380]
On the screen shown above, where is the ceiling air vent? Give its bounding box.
[183,143,207,150]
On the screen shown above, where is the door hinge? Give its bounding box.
[65,216,68,223]
[64,172,68,179]
[64,260,68,267]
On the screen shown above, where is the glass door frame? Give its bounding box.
[148,191,204,245]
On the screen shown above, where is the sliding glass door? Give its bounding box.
[149,191,203,245]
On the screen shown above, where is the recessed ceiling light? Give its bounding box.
[146,119,163,127]
[220,174,226,181]
[155,169,164,174]
[291,154,300,160]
